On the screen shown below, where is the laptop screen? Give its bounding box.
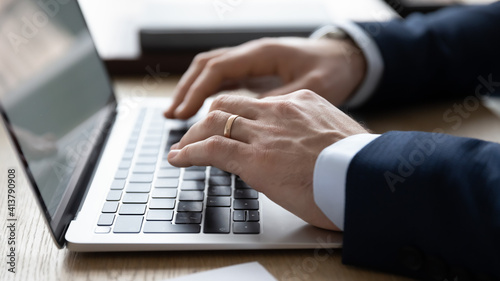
[0,0,115,245]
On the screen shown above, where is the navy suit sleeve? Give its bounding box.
[342,131,500,280]
[356,3,500,107]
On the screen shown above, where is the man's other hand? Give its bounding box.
[164,37,366,120]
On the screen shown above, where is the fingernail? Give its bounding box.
[168,149,180,158]
[170,143,179,150]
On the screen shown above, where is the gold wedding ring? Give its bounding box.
[224,114,239,139]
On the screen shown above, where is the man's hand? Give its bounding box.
[167,90,369,230]
[164,37,366,120]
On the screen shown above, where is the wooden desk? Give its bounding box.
[1,76,499,281]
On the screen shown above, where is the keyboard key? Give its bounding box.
[119,204,146,215]
[210,167,230,176]
[133,165,155,174]
[168,129,186,142]
[129,174,154,183]
[233,199,259,210]
[233,222,260,234]
[234,189,259,199]
[131,128,141,135]
[139,148,159,156]
[175,212,202,224]
[179,191,204,201]
[110,180,126,190]
[183,171,205,180]
[95,226,111,234]
[209,176,231,186]
[102,202,119,213]
[185,166,206,171]
[113,216,143,233]
[122,151,135,159]
[247,210,260,222]
[160,160,176,169]
[203,207,230,233]
[122,193,149,204]
[151,188,177,198]
[235,181,251,189]
[143,221,200,233]
[207,186,231,196]
[136,157,157,164]
[146,210,173,221]
[126,183,151,193]
[157,169,180,178]
[149,199,175,209]
[180,181,205,191]
[233,210,245,222]
[142,141,161,148]
[97,214,115,226]
[155,178,179,188]
[106,190,123,201]
[146,129,163,136]
[177,202,203,212]
[144,135,162,142]
[115,169,129,179]
[206,196,231,207]
[118,160,132,169]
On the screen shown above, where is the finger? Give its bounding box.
[208,95,261,120]
[175,110,257,148]
[168,136,252,176]
[164,48,231,119]
[257,77,312,99]
[173,43,279,119]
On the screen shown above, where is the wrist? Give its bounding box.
[310,25,367,105]
[338,38,367,100]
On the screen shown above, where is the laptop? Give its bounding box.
[0,0,342,251]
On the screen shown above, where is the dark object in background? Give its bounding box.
[140,27,315,53]
[387,0,495,18]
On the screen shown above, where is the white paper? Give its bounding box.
[166,262,277,281]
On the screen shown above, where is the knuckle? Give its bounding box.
[248,37,280,52]
[205,58,223,71]
[193,52,211,65]
[293,89,319,101]
[211,94,231,109]
[179,144,192,159]
[275,99,298,115]
[205,135,225,154]
[203,110,224,132]
[255,37,279,47]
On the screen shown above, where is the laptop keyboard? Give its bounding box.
[94,108,261,235]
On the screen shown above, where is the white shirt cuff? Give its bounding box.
[313,134,380,230]
[310,21,384,108]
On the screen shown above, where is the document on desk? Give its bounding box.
[166,262,277,281]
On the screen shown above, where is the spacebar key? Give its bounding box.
[203,207,230,233]
[143,221,200,233]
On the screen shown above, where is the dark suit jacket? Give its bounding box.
[342,3,500,280]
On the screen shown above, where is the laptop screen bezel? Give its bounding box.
[0,0,118,248]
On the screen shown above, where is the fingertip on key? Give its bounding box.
[168,149,180,159]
